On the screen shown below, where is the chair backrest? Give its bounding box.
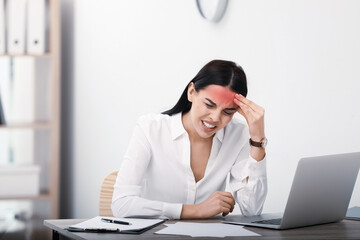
[99,171,118,217]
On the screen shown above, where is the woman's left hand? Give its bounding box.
[233,94,265,142]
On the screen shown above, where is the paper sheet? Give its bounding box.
[155,222,260,238]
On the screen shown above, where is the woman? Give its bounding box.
[112,60,267,219]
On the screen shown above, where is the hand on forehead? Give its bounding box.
[204,85,237,107]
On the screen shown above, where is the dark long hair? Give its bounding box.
[162,60,248,116]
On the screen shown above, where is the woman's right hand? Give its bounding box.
[181,191,235,219]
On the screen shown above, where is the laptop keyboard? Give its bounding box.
[252,218,282,225]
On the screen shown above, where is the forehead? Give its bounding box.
[199,85,237,107]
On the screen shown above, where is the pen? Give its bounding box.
[86,227,120,232]
[101,218,132,225]
[67,226,120,232]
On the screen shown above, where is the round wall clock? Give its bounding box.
[196,0,229,22]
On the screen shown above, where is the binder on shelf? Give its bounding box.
[7,0,26,54]
[9,130,35,165]
[0,57,10,124]
[0,58,50,124]
[9,58,35,165]
[34,59,51,121]
[27,0,48,54]
[11,57,36,123]
[0,92,5,125]
[0,0,5,54]
[0,131,9,165]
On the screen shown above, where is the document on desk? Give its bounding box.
[346,206,360,220]
[67,216,164,234]
[155,222,260,238]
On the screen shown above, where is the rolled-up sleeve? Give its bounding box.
[229,142,267,216]
[111,117,183,219]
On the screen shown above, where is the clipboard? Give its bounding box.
[66,216,165,234]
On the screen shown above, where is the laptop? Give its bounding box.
[223,152,360,230]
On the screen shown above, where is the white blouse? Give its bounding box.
[112,113,267,220]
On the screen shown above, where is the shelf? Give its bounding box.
[0,123,52,130]
[0,191,51,201]
[0,54,52,58]
[0,0,61,219]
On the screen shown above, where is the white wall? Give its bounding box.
[69,0,360,218]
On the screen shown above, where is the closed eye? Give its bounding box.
[205,103,215,108]
[223,110,235,116]
[205,102,236,115]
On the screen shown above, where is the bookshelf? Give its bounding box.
[0,0,60,220]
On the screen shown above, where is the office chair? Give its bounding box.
[99,171,118,217]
